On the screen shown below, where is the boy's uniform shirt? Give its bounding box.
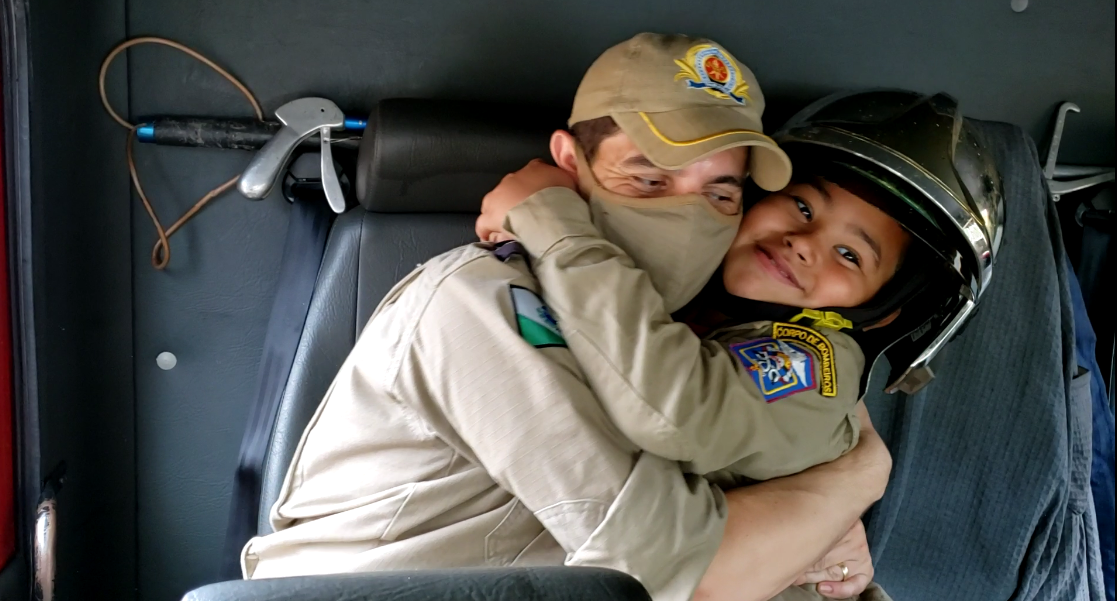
[504,188,865,479]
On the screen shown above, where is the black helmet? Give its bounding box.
[773,90,1006,394]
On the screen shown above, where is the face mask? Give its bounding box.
[576,151,743,312]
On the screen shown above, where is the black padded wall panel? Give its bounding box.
[125,0,1114,162]
[26,0,136,599]
[127,145,289,598]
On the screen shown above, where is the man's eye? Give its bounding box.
[635,177,665,189]
[837,246,861,266]
[705,192,741,215]
[794,197,813,220]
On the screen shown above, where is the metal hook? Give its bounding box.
[1043,102,1114,202]
[1044,101,1080,182]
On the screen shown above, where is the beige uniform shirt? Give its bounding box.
[242,233,727,601]
[504,189,864,479]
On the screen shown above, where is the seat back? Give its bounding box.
[860,120,1106,599]
[257,99,562,532]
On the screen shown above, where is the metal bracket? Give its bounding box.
[1043,102,1115,202]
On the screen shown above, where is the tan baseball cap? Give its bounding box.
[570,33,792,191]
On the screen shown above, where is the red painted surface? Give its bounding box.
[0,64,16,568]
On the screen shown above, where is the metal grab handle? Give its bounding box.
[33,463,66,601]
[237,98,345,200]
[238,126,305,199]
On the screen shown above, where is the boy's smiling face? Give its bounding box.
[722,178,911,309]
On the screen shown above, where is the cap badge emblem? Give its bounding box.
[674,44,750,105]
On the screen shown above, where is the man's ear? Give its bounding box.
[550,130,579,176]
[863,308,901,331]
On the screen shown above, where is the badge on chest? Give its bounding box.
[730,338,818,402]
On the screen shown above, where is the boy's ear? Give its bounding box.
[863,308,901,331]
[550,130,580,176]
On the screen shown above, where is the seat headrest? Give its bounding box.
[356,99,565,213]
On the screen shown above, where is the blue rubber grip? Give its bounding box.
[136,123,155,142]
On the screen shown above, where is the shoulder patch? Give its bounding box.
[730,338,817,403]
[772,322,837,397]
[510,285,566,348]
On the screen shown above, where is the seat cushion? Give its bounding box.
[183,567,651,601]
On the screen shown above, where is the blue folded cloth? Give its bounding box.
[1068,260,1116,601]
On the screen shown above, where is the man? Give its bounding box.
[242,33,891,601]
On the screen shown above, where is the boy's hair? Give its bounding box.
[570,116,620,164]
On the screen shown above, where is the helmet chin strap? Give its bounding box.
[699,282,863,332]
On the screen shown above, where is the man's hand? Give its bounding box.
[475,159,577,243]
[794,520,874,598]
[693,402,892,601]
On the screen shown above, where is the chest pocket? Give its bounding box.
[1067,367,1093,516]
[485,499,547,566]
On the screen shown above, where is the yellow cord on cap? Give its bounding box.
[790,309,853,331]
[637,111,774,147]
[99,37,264,270]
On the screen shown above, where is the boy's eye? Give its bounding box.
[837,246,861,266]
[794,197,813,220]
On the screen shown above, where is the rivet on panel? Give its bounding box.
[156,352,178,371]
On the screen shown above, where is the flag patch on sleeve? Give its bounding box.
[730,338,817,402]
[510,285,566,348]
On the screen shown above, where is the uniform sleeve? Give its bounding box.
[504,188,862,477]
[395,256,726,601]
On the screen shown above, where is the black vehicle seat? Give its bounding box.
[184,99,652,601]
